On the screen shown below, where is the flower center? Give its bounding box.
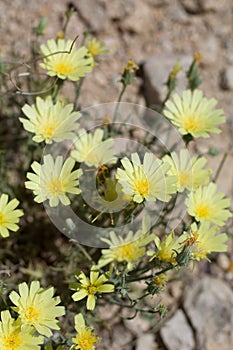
[114,243,134,261]
[114,242,143,262]
[24,306,39,323]
[195,204,210,219]
[55,61,72,75]
[157,249,175,263]
[88,44,99,57]
[47,178,63,195]
[177,171,192,187]
[3,333,21,350]
[41,123,56,138]
[0,212,6,225]
[183,116,199,132]
[86,284,98,295]
[134,179,149,196]
[76,329,99,350]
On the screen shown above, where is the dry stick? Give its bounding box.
[70,239,95,264]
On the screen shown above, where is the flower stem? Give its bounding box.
[213,151,228,182]
[112,85,127,126]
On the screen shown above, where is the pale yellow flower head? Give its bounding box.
[9,281,65,337]
[116,152,176,203]
[25,154,82,207]
[98,216,154,270]
[71,128,117,168]
[163,149,211,192]
[150,273,168,292]
[148,231,186,264]
[164,89,225,138]
[86,37,108,60]
[0,194,23,238]
[71,313,100,350]
[186,182,232,226]
[0,310,43,350]
[72,269,114,310]
[184,222,228,261]
[20,96,80,144]
[40,39,93,81]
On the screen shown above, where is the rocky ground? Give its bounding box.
[0,0,233,349]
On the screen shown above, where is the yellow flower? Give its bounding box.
[9,281,65,337]
[40,39,93,81]
[185,222,228,261]
[0,194,23,238]
[98,216,154,270]
[116,152,176,203]
[163,149,211,192]
[148,231,186,264]
[71,128,117,168]
[186,182,232,226]
[0,310,43,350]
[150,273,168,292]
[72,269,114,310]
[20,96,80,144]
[71,313,100,350]
[164,89,225,138]
[123,59,139,73]
[86,37,108,60]
[25,154,82,207]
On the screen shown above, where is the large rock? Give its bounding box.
[180,0,223,14]
[142,54,192,108]
[112,323,133,350]
[121,1,154,34]
[220,66,233,90]
[136,333,157,350]
[198,36,219,65]
[160,309,195,350]
[144,0,170,6]
[75,0,109,32]
[183,277,233,350]
[124,313,151,335]
[105,0,134,20]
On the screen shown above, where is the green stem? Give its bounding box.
[74,78,84,110]
[112,85,127,126]
[126,264,176,283]
[213,151,228,182]
[70,239,95,264]
[62,10,74,35]
[52,78,63,103]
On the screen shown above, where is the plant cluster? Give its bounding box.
[0,11,232,350]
